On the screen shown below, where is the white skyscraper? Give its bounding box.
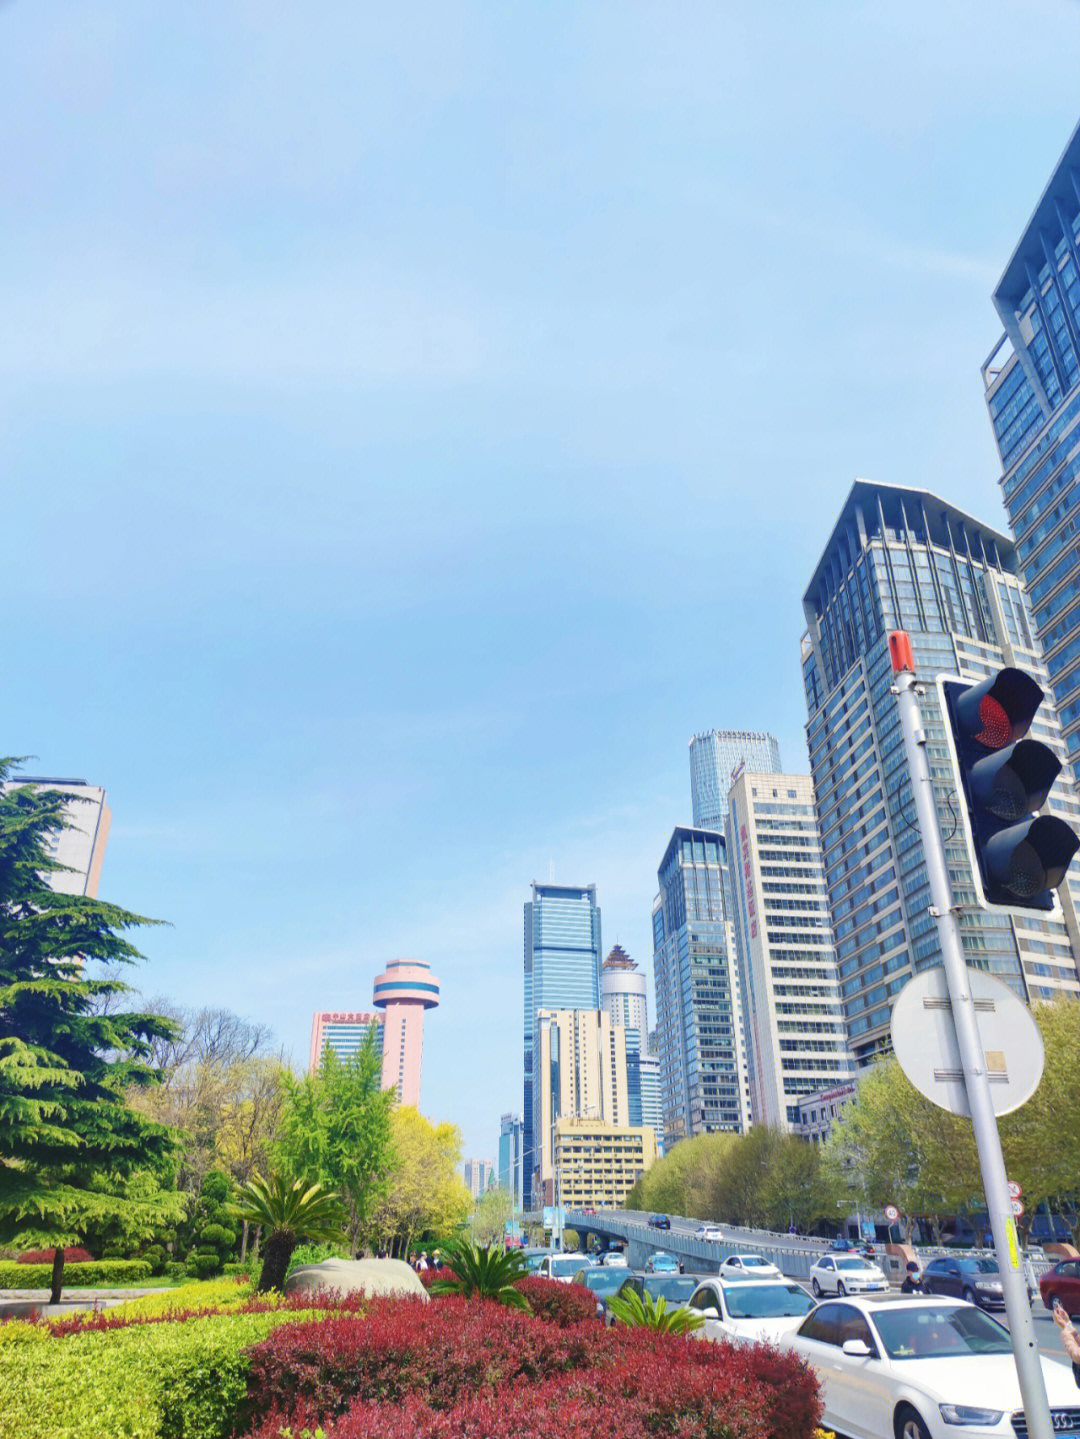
[1,776,111,898]
[689,731,782,830]
[727,771,856,1129]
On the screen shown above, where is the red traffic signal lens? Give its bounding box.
[975,695,1013,750]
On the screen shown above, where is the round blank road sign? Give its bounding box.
[885,1205,900,1222]
[891,965,1044,1118]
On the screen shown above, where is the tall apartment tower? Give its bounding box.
[533,1007,629,1204]
[522,883,601,1198]
[2,777,112,898]
[372,959,441,1108]
[498,1113,525,1210]
[652,826,750,1148]
[982,120,1080,768]
[601,944,663,1149]
[727,771,856,1128]
[689,731,782,830]
[802,480,1080,1066]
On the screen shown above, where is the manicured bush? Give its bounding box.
[166,1260,189,1280]
[512,1275,597,1325]
[0,1259,151,1288]
[2,1310,282,1439]
[183,1170,238,1279]
[17,1247,93,1264]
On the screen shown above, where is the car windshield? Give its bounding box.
[958,1258,999,1274]
[741,1256,768,1267]
[724,1284,815,1320]
[644,1277,696,1304]
[550,1257,583,1276]
[577,1270,626,1294]
[837,1257,875,1271]
[872,1305,1013,1360]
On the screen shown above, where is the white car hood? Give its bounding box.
[727,1315,807,1345]
[881,1354,1080,1409]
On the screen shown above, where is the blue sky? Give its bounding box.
[4,1,1080,1162]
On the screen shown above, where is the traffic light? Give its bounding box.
[940,667,1079,912]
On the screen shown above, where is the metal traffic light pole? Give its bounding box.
[890,633,1054,1439]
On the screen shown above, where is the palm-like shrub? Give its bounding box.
[429,1238,531,1311]
[231,1173,346,1292]
[604,1286,705,1334]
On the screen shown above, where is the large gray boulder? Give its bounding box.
[284,1256,429,1302]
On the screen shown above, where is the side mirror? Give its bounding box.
[842,1339,873,1358]
[700,1306,719,1320]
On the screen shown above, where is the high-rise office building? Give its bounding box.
[689,732,782,830]
[652,826,750,1148]
[600,944,660,1145]
[498,1113,525,1210]
[802,480,1080,1066]
[727,771,856,1128]
[2,776,112,898]
[982,121,1080,767]
[464,1158,494,1197]
[372,959,440,1108]
[309,1010,384,1071]
[533,1007,628,1204]
[523,883,601,1196]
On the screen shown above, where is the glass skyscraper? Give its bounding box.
[982,120,1080,767]
[651,826,750,1147]
[689,730,782,830]
[498,1112,524,1211]
[802,480,1080,1066]
[522,882,601,1200]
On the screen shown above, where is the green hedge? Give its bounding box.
[0,1259,152,1288]
[2,1310,279,1438]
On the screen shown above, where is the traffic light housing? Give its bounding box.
[939,668,1079,912]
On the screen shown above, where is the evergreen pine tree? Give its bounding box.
[0,761,183,1301]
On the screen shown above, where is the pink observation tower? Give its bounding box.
[372,959,440,1108]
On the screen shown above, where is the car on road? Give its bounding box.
[920,1256,1007,1312]
[779,1294,1080,1439]
[695,1224,724,1241]
[1041,1258,1080,1318]
[718,1253,782,1281]
[830,1237,855,1251]
[608,1273,701,1323]
[645,1250,681,1274]
[523,1248,551,1274]
[687,1277,815,1346]
[648,1213,671,1230]
[536,1253,592,1283]
[809,1253,888,1297]
[571,1265,635,1319]
[598,1250,627,1268]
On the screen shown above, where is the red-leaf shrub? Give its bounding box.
[17,1247,93,1264]
[241,1296,822,1439]
[417,1267,458,1289]
[512,1276,597,1326]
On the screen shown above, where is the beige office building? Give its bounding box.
[1,776,111,897]
[553,1116,658,1210]
[534,1008,628,1204]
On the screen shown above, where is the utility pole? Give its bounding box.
[890,633,1053,1439]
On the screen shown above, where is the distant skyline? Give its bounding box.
[5,3,1080,1159]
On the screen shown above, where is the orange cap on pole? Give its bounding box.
[889,630,915,674]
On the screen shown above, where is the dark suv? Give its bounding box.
[648,1213,671,1230]
[921,1255,1006,1310]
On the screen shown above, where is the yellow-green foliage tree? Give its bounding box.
[368,1106,472,1257]
[472,1185,514,1246]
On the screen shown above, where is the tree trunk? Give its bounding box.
[240,1219,249,1262]
[49,1246,65,1306]
[256,1231,297,1293]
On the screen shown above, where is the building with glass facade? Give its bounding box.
[982,120,1080,767]
[534,1007,629,1203]
[522,883,601,1199]
[498,1112,525,1210]
[727,771,856,1129]
[801,480,1080,1066]
[689,731,783,830]
[651,826,750,1148]
[308,1010,384,1071]
[600,944,662,1149]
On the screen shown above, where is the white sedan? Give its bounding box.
[695,1224,724,1241]
[536,1253,591,1283]
[687,1277,815,1346]
[718,1253,782,1281]
[598,1250,628,1268]
[810,1252,888,1296]
[779,1294,1080,1439]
